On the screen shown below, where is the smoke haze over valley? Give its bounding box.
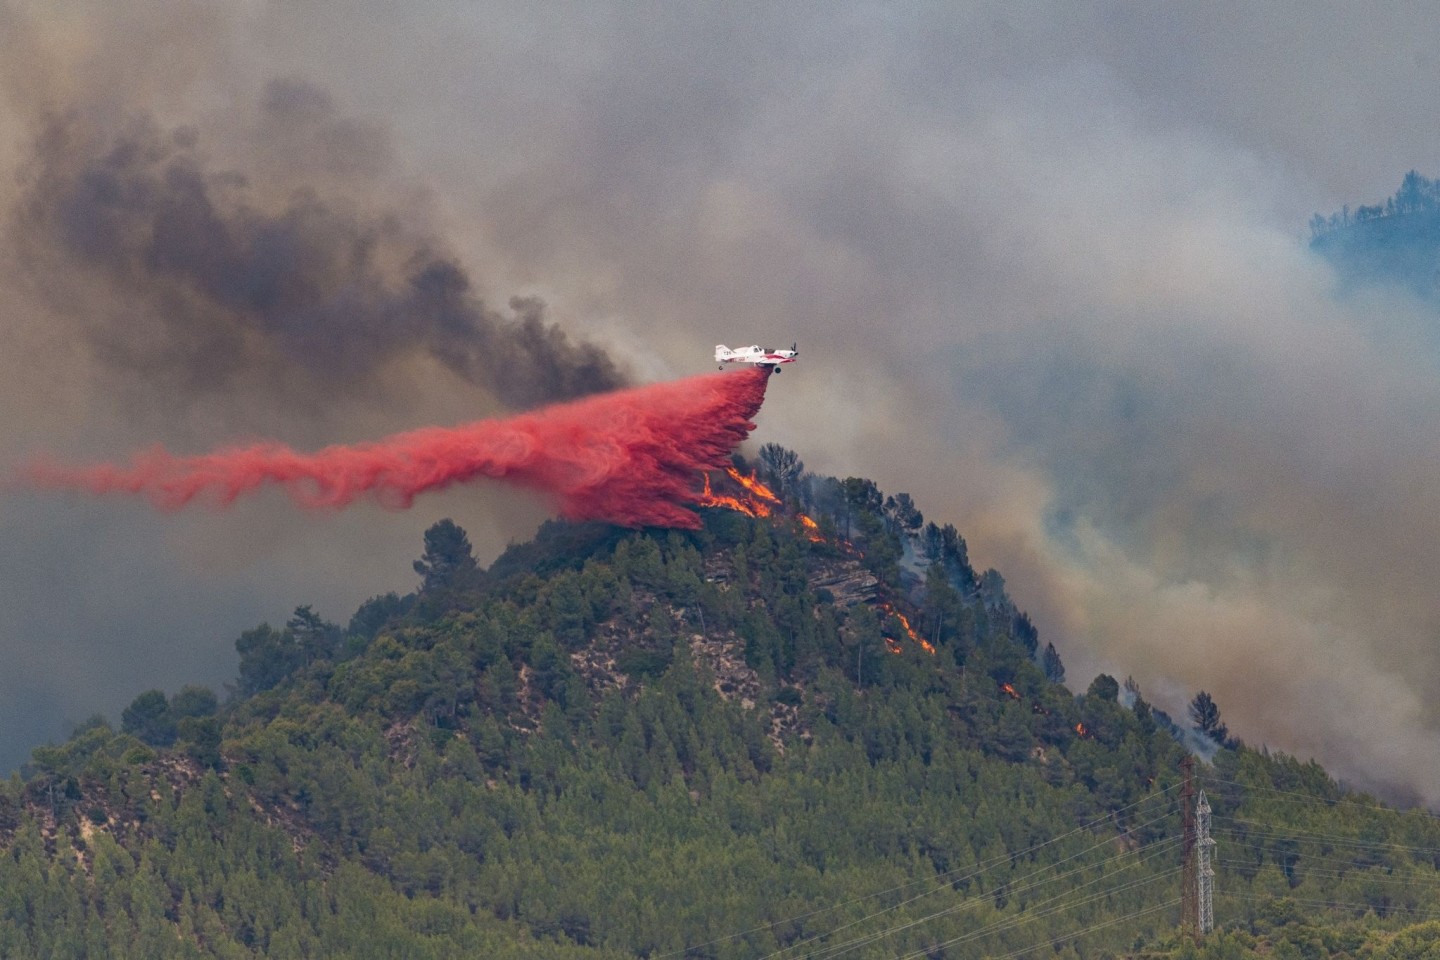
[5,0,1440,804]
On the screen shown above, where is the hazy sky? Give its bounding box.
[3,0,1440,801]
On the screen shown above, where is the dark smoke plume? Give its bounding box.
[14,80,626,409]
[26,370,771,529]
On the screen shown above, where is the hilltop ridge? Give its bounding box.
[1311,170,1440,302]
[3,449,1440,959]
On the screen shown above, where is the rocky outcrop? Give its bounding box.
[808,559,880,607]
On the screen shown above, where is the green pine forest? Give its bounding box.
[5,448,1440,959]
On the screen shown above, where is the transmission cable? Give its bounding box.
[1212,842,1440,876]
[759,811,1176,960]
[657,782,1178,960]
[1212,818,1440,857]
[890,895,1181,960]
[1213,857,1440,889]
[1226,891,1440,921]
[796,835,1181,960]
[1200,775,1440,826]
[831,840,1178,960]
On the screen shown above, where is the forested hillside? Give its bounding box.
[4,449,1440,959]
[1311,171,1440,301]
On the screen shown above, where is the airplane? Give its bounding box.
[715,342,799,373]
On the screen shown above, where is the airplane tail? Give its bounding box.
[714,344,730,361]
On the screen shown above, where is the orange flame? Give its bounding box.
[725,467,780,504]
[797,513,824,543]
[1000,682,1020,700]
[700,471,823,546]
[880,603,937,656]
[699,468,937,658]
[1075,722,1091,738]
[699,473,772,517]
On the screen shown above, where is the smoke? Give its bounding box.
[7,0,1440,806]
[298,2,1440,805]
[26,370,771,529]
[12,86,625,412]
[0,1,638,767]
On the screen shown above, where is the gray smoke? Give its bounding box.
[14,79,624,413]
[0,2,623,771]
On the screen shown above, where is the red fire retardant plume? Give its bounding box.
[25,369,771,529]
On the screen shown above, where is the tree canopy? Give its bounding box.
[0,459,1433,958]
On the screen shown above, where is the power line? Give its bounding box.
[764,780,1188,960]
[1213,857,1440,889]
[883,870,1176,960]
[801,836,1182,960]
[893,896,1183,960]
[1200,776,1440,825]
[1214,844,1440,876]
[881,771,1436,960]
[761,813,1177,960]
[1181,756,1198,933]
[660,784,1179,960]
[794,837,1176,960]
[1225,891,1440,922]
[1212,818,1440,858]
[666,768,1435,960]
[1212,834,1432,869]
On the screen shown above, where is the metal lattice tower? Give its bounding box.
[1197,789,1215,935]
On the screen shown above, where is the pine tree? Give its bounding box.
[1041,642,1066,683]
[413,519,480,592]
[1189,690,1229,744]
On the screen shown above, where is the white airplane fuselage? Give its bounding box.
[715,344,798,372]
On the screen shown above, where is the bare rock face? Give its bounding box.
[384,720,419,767]
[808,559,880,608]
[688,633,760,710]
[702,556,732,584]
[569,621,638,698]
[686,634,811,753]
[546,546,887,756]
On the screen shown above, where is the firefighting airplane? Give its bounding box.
[715,342,799,373]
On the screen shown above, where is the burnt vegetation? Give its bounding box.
[2,451,1438,958]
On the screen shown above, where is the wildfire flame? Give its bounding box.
[1000,682,1020,700]
[724,467,780,504]
[698,473,772,518]
[701,467,827,544]
[698,466,937,658]
[1075,721,1091,738]
[881,603,937,655]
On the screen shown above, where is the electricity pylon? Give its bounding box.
[1197,789,1215,935]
